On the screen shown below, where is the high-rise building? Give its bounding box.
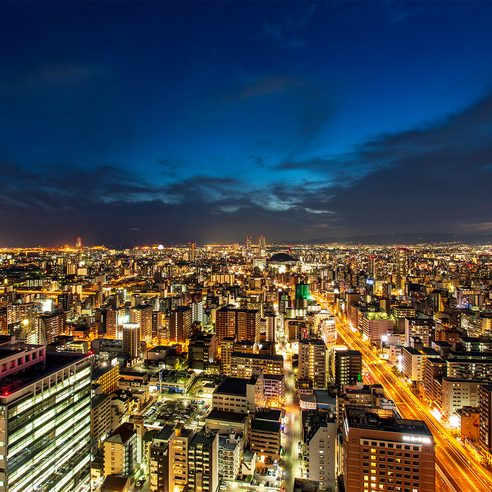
[169,306,192,343]
[368,256,377,279]
[220,337,235,375]
[335,350,362,392]
[303,411,337,491]
[479,384,492,453]
[130,303,153,342]
[0,343,92,492]
[342,406,435,492]
[258,235,266,256]
[150,425,174,492]
[122,323,140,358]
[245,236,252,255]
[76,236,83,249]
[396,247,409,290]
[298,338,327,389]
[38,311,67,345]
[188,431,219,492]
[236,309,260,345]
[216,308,237,343]
[188,242,196,262]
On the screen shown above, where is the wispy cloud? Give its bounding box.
[263,3,317,48]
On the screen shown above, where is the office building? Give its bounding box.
[342,406,435,492]
[0,343,91,492]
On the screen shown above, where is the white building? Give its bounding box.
[303,412,337,491]
[441,377,482,419]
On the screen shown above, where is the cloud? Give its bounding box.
[263,3,317,48]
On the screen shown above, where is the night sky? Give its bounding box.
[2,1,492,247]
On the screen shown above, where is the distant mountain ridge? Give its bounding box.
[285,233,492,246]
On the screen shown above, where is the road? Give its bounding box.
[313,293,492,492]
[278,340,301,492]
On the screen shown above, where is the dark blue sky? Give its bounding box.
[2,1,492,246]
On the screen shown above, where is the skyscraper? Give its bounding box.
[122,322,140,358]
[396,247,409,290]
[298,338,327,389]
[245,236,252,255]
[188,242,196,261]
[0,342,92,492]
[169,306,192,343]
[130,303,153,342]
[258,235,266,256]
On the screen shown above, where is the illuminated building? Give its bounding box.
[188,333,217,370]
[258,235,266,256]
[103,422,137,476]
[130,303,153,342]
[263,374,285,405]
[212,376,260,414]
[298,338,327,390]
[396,247,408,290]
[218,434,242,481]
[38,311,67,345]
[342,406,435,492]
[478,385,492,453]
[230,352,283,378]
[245,236,252,255]
[441,377,481,419]
[122,323,140,359]
[362,314,394,345]
[92,362,120,395]
[402,347,440,383]
[188,431,219,492]
[169,306,191,343]
[76,236,83,249]
[216,308,259,345]
[404,318,434,348]
[220,337,235,375]
[188,242,196,262]
[91,394,111,451]
[249,410,282,460]
[335,350,362,392]
[236,309,260,344]
[423,358,446,406]
[0,345,91,492]
[456,406,480,443]
[303,410,337,491]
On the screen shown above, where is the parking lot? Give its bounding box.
[143,397,211,428]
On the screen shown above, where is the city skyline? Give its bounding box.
[2,1,492,247]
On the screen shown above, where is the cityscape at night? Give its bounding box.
[2,2,492,492]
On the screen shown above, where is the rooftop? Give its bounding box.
[214,377,249,396]
[345,406,433,437]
